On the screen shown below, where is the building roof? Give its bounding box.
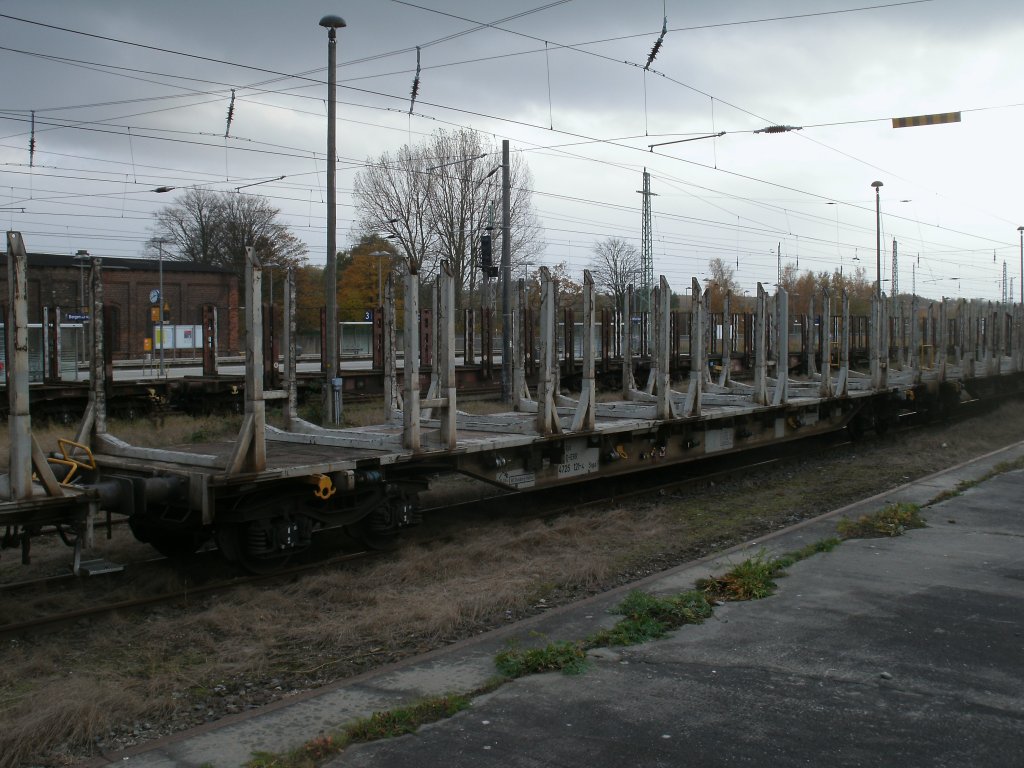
[0,251,235,275]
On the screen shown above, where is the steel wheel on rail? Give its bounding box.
[345,486,420,551]
[214,521,293,573]
[345,508,400,551]
[214,493,315,573]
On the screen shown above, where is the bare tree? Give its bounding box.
[426,128,487,306]
[150,189,307,276]
[217,192,307,270]
[353,144,432,275]
[354,127,542,308]
[152,187,222,265]
[590,237,641,308]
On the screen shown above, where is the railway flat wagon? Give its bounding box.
[4,232,1023,571]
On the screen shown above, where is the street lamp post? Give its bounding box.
[320,14,346,423]
[369,251,391,309]
[74,249,89,314]
[73,249,89,381]
[1018,226,1023,305]
[871,181,883,298]
[157,239,165,377]
[501,139,512,403]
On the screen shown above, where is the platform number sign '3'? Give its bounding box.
[364,310,374,321]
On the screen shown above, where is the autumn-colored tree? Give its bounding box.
[837,266,875,315]
[778,263,875,317]
[521,262,582,315]
[294,264,325,335]
[704,257,743,311]
[337,236,403,322]
[552,263,583,312]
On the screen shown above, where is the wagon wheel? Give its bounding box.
[215,521,293,574]
[345,487,419,551]
[345,510,400,551]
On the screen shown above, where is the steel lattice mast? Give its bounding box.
[637,168,656,313]
[891,239,898,296]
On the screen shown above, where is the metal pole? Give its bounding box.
[158,240,165,377]
[1018,226,1023,305]
[74,249,88,381]
[501,139,512,402]
[872,181,883,298]
[320,14,346,422]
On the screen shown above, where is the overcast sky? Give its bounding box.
[1,0,1022,301]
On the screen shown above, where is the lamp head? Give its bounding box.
[871,180,883,189]
[319,14,346,29]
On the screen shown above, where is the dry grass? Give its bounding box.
[0,625,177,768]
[3,400,1024,765]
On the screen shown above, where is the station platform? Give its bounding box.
[102,442,1024,768]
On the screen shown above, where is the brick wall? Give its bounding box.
[1,253,240,359]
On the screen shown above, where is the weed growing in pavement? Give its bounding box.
[772,537,842,568]
[697,550,780,601]
[837,502,925,539]
[696,538,842,602]
[246,692,478,767]
[494,639,589,678]
[347,694,472,740]
[928,456,1024,505]
[589,589,712,647]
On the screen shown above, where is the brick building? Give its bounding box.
[0,252,239,359]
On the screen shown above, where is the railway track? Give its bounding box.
[0,442,806,639]
[0,548,378,640]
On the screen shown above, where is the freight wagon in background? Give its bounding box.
[3,232,1024,573]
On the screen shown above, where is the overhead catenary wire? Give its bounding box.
[0,2,1012,295]
[7,101,1011,261]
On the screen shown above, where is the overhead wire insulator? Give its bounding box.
[409,46,421,115]
[224,89,236,138]
[754,125,803,134]
[29,110,36,167]
[644,16,668,70]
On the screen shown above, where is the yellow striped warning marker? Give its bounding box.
[892,112,961,128]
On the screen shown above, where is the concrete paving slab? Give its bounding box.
[337,470,1024,768]
[105,442,1024,768]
